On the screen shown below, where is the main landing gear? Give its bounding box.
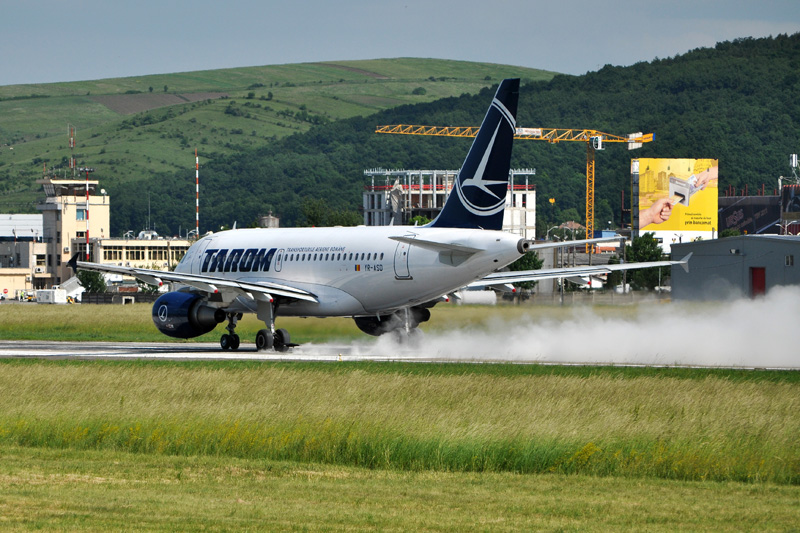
[219,302,296,352]
[255,328,292,352]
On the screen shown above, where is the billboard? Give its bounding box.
[718,196,780,234]
[633,158,718,252]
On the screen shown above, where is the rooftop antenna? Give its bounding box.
[779,154,800,190]
[68,124,76,177]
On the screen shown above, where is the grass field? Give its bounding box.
[3,446,798,531]
[0,303,798,529]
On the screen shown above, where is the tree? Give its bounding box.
[626,232,668,290]
[507,251,544,290]
[76,270,106,293]
[301,198,360,227]
[605,255,622,289]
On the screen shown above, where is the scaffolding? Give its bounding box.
[363,168,537,239]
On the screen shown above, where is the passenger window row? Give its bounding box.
[277,252,385,263]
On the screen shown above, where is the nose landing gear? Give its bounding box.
[220,312,242,350]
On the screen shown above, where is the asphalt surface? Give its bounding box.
[1,339,797,369]
[0,340,417,362]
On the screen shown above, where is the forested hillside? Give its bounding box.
[8,35,799,237]
[123,33,799,237]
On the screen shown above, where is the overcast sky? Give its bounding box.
[1,0,799,86]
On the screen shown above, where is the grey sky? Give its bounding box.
[1,0,799,86]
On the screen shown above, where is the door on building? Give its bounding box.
[750,267,766,297]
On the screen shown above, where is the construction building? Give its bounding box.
[363,168,537,239]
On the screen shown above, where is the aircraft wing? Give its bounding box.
[528,235,625,252]
[69,255,318,303]
[469,254,692,288]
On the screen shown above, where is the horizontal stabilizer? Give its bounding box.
[389,236,483,254]
[529,235,625,252]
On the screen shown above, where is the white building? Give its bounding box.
[363,168,536,239]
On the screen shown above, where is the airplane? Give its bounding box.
[70,78,689,351]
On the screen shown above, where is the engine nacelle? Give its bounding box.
[353,306,432,336]
[152,291,225,339]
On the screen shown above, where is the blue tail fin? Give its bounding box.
[428,78,519,230]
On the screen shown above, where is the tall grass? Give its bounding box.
[1,360,797,484]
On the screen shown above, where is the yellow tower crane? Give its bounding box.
[375,125,654,252]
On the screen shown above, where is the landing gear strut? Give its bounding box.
[255,299,296,352]
[220,312,242,350]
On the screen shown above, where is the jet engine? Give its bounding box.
[151,291,225,339]
[353,306,432,336]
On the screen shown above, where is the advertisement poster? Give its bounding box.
[633,158,718,251]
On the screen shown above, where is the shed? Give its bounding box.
[671,235,800,300]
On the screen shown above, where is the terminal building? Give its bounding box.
[0,177,191,298]
[362,168,537,239]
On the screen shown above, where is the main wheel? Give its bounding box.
[220,334,233,350]
[256,329,274,351]
[274,328,291,352]
[229,334,240,350]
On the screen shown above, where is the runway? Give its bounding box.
[0,340,424,363]
[1,339,797,369]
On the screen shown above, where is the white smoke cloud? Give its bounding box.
[321,285,800,369]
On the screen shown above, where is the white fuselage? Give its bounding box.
[174,225,523,317]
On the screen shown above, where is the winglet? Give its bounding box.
[678,252,692,273]
[67,253,80,272]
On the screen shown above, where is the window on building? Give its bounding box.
[76,209,87,221]
[786,255,795,267]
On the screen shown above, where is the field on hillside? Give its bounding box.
[0,59,555,213]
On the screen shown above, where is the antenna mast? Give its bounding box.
[195,148,200,238]
[68,124,76,177]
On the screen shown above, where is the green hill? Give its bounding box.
[4,35,800,237]
[131,33,796,237]
[0,59,555,215]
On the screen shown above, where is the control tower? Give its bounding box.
[36,178,110,285]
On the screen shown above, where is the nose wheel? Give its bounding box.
[220,312,242,350]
